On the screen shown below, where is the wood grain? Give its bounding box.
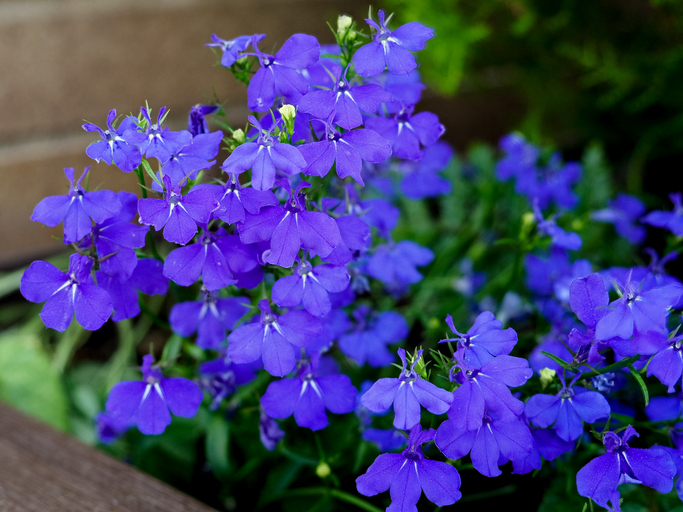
[0,401,218,512]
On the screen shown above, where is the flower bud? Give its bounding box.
[316,461,331,479]
[539,367,556,390]
[232,128,246,145]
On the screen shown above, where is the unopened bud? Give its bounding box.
[539,367,556,390]
[337,15,353,33]
[316,462,331,479]
[232,128,246,145]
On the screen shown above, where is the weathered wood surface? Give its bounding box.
[0,401,219,512]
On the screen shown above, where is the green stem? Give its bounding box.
[134,164,147,199]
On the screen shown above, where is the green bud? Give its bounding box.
[316,462,331,479]
[427,317,440,330]
[520,211,536,239]
[232,129,246,145]
[539,367,556,390]
[278,104,296,139]
[337,15,353,33]
[412,348,428,379]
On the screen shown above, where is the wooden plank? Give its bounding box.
[0,401,219,512]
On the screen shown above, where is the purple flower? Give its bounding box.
[533,202,582,251]
[592,193,646,244]
[163,229,256,291]
[361,348,453,430]
[364,240,434,293]
[365,105,445,160]
[642,193,683,236]
[595,271,683,346]
[356,424,462,511]
[227,299,321,377]
[206,33,263,67]
[353,10,435,77]
[238,181,341,268]
[299,121,392,185]
[31,167,121,244]
[647,332,683,392]
[138,175,218,245]
[160,130,223,186]
[525,373,610,441]
[338,307,408,367]
[247,33,320,111]
[436,410,534,477]
[170,289,250,349]
[199,355,261,410]
[439,311,518,367]
[259,409,285,450]
[95,412,131,445]
[297,66,393,130]
[272,259,349,317]
[208,174,278,225]
[96,258,169,322]
[82,109,142,173]
[187,104,219,136]
[105,355,203,435]
[495,133,539,182]
[576,426,676,511]
[260,354,356,430]
[448,353,532,431]
[21,254,113,332]
[82,191,148,279]
[221,116,306,191]
[398,141,454,200]
[126,106,192,162]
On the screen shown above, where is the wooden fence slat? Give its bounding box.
[0,401,219,512]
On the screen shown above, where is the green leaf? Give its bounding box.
[628,364,649,406]
[206,412,230,478]
[540,351,571,370]
[160,333,183,364]
[0,331,69,430]
[141,159,163,188]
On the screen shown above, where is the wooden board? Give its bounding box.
[0,401,219,512]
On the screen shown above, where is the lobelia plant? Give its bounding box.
[17,6,683,512]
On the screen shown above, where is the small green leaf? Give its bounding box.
[540,351,571,370]
[141,159,163,188]
[628,364,649,406]
[160,333,183,364]
[205,412,230,478]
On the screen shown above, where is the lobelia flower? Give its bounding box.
[169,289,250,349]
[159,130,224,186]
[338,306,408,367]
[364,240,434,294]
[96,258,169,322]
[80,191,148,279]
[199,355,261,410]
[365,104,445,160]
[519,153,581,210]
[238,180,342,268]
[206,33,263,67]
[533,201,582,251]
[95,411,132,445]
[82,109,142,173]
[260,354,356,430]
[525,372,610,442]
[247,33,320,111]
[125,106,192,162]
[356,424,462,511]
[187,104,219,136]
[21,253,113,331]
[439,311,518,367]
[361,348,453,430]
[398,141,454,200]
[298,117,392,185]
[271,258,349,317]
[138,175,218,245]
[576,426,676,512]
[105,355,203,435]
[221,116,306,191]
[436,408,534,477]
[227,299,322,377]
[163,228,257,290]
[297,65,393,130]
[591,193,646,244]
[595,270,683,349]
[353,10,435,77]
[495,133,539,182]
[259,409,285,451]
[646,331,683,392]
[447,352,532,431]
[321,213,372,266]
[31,167,121,244]
[642,192,683,236]
[206,173,278,225]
